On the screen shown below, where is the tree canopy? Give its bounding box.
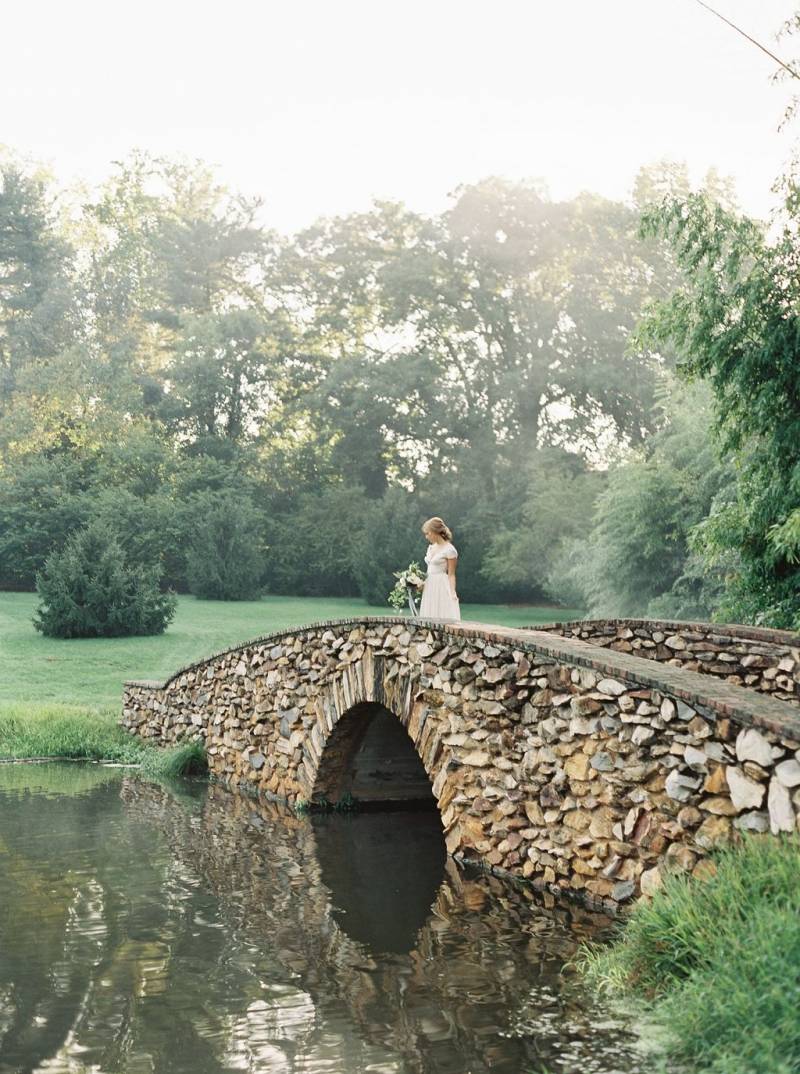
[4,149,793,625]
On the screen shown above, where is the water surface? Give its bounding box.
[0,763,647,1074]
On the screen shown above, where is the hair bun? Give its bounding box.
[422,516,453,541]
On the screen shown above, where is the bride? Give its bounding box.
[419,517,461,621]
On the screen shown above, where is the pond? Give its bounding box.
[0,763,650,1074]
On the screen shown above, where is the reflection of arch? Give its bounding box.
[312,810,446,953]
[312,701,437,808]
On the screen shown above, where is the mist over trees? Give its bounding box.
[0,148,797,627]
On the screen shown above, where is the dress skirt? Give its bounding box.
[420,572,461,620]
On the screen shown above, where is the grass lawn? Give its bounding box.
[0,589,581,717]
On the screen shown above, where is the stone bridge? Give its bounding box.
[122,616,800,912]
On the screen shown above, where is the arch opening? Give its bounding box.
[313,702,437,811]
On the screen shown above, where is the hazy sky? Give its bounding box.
[3,1,798,231]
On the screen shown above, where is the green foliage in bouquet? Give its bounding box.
[387,562,425,611]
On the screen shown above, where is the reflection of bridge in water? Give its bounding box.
[122,778,645,1074]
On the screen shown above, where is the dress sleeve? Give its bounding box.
[444,543,458,560]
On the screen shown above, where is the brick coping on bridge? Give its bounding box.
[534,617,800,648]
[126,616,800,741]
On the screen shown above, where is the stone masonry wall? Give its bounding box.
[122,618,800,912]
[538,619,800,706]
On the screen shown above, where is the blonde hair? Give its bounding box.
[422,516,453,542]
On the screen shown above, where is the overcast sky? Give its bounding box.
[3,1,798,231]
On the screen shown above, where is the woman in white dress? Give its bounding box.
[419,517,461,621]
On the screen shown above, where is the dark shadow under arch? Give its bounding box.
[313,702,436,809]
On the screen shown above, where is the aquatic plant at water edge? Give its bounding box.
[0,704,146,762]
[139,740,208,779]
[0,704,207,783]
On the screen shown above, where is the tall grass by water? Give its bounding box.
[578,836,800,1074]
[0,702,207,778]
[0,703,144,761]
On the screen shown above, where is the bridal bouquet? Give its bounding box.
[387,562,425,611]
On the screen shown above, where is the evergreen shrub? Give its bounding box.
[34,522,176,638]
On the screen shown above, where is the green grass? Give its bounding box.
[0,591,580,710]
[0,702,207,777]
[0,703,145,761]
[138,740,208,779]
[578,836,800,1074]
[0,591,580,761]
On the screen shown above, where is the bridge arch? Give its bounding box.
[123,616,800,911]
[311,700,437,808]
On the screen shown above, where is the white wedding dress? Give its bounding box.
[419,541,461,620]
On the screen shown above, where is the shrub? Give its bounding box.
[88,486,186,591]
[0,454,87,588]
[263,486,364,598]
[185,492,265,600]
[34,522,176,638]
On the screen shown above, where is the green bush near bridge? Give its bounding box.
[579,835,800,1074]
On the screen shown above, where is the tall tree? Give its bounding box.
[83,152,277,441]
[0,161,75,419]
[168,309,277,442]
[270,177,682,497]
[640,177,800,627]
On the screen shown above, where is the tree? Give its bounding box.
[481,450,604,599]
[34,522,176,638]
[185,492,265,600]
[262,485,364,597]
[0,426,185,590]
[0,452,88,588]
[270,178,681,498]
[0,162,73,381]
[0,159,78,437]
[546,381,729,618]
[349,488,424,605]
[640,181,800,627]
[167,310,277,442]
[81,152,276,442]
